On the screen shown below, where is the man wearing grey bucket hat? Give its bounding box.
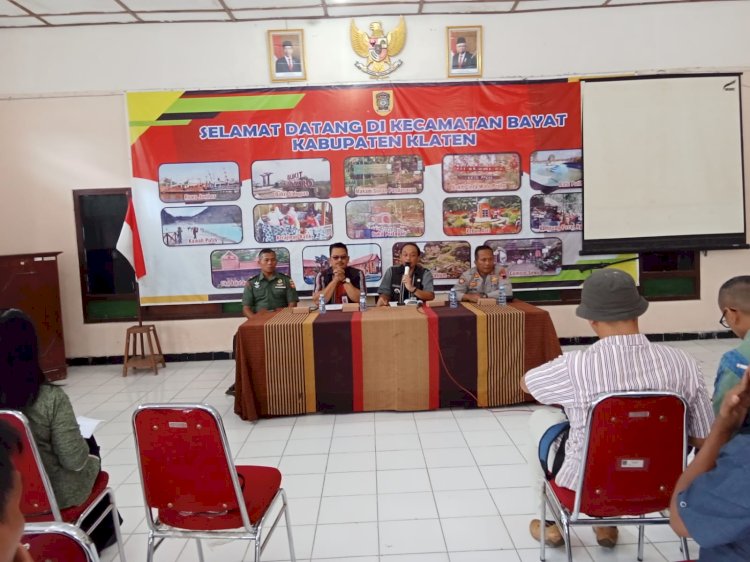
[521,269,714,550]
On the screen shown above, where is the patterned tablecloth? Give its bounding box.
[234,300,561,420]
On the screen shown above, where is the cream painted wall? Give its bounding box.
[0,1,748,356]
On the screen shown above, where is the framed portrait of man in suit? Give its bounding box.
[447,26,482,78]
[268,29,307,82]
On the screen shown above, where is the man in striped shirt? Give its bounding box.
[521,269,714,549]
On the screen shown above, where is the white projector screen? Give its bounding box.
[581,74,746,254]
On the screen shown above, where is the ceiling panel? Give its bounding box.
[0,15,41,25]
[515,0,606,10]
[41,13,139,25]
[0,0,729,28]
[328,4,421,16]
[137,11,231,21]
[224,0,319,8]
[0,1,27,16]
[422,2,515,13]
[14,0,124,14]
[232,7,326,19]
[122,0,225,10]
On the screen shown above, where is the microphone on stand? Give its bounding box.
[402,264,411,302]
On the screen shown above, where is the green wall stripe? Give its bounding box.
[168,94,304,113]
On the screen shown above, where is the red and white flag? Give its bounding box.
[116,197,147,279]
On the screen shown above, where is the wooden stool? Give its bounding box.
[123,324,165,376]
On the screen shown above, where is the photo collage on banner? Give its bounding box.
[127,81,599,305]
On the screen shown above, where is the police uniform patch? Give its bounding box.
[289,280,296,289]
[458,277,466,284]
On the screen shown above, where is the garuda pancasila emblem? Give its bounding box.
[350,17,406,79]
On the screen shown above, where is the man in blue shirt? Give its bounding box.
[670,367,750,561]
[712,276,750,416]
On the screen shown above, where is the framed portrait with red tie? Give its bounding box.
[447,26,482,78]
[268,29,307,82]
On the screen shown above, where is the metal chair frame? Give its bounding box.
[0,409,125,561]
[23,521,101,562]
[132,403,296,562]
[539,391,691,562]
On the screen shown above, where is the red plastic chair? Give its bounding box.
[540,391,691,562]
[22,522,100,562]
[0,410,125,561]
[132,403,295,562]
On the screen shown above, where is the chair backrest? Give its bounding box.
[132,403,251,528]
[0,410,61,520]
[573,391,687,518]
[22,522,100,562]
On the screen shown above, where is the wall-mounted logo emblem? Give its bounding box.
[350,17,406,79]
[373,90,394,116]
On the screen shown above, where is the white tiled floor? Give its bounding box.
[59,338,735,562]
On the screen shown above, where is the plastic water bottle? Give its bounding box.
[497,283,507,306]
[318,293,326,314]
[359,293,367,312]
[449,287,458,309]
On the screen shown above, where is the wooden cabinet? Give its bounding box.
[0,252,67,380]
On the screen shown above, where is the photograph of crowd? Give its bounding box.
[530,193,582,233]
[346,199,425,239]
[486,237,563,276]
[253,202,333,243]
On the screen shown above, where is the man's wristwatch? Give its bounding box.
[344,278,351,284]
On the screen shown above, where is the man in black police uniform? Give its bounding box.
[376,242,435,306]
[226,248,298,395]
[312,242,366,305]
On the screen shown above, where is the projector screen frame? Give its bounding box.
[579,73,747,255]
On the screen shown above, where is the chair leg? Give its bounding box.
[122,333,130,377]
[195,538,205,562]
[281,489,297,562]
[151,326,166,367]
[680,536,690,561]
[561,520,573,562]
[147,534,156,562]
[637,522,645,561]
[255,536,262,562]
[145,331,158,374]
[539,491,547,562]
[109,490,126,562]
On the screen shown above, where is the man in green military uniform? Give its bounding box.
[227,248,298,395]
[241,248,298,318]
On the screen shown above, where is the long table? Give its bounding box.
[234,300,561,421]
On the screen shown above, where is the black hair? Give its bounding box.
[719,276,750,311]
[258,248,277,259]
[474,245,493,260]
[0,420,22,523]
[329,242,348,254]
[400,242,421,256]
[0,309,46,410]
